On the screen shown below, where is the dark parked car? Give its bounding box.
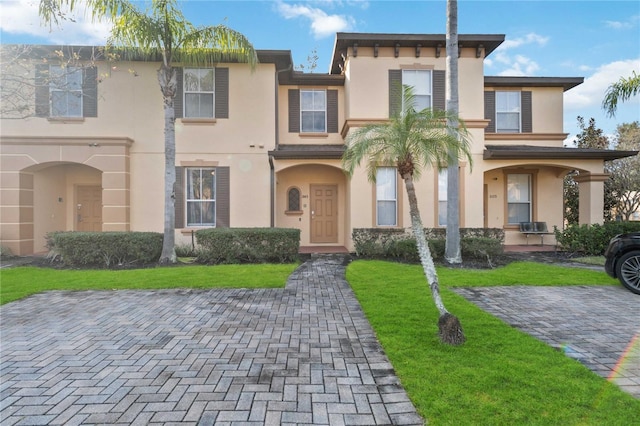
[604,231,640,294]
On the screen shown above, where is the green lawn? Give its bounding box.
[346,260,639,425]
[0,263,298,305]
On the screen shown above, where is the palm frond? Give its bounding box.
[342,85,473,182]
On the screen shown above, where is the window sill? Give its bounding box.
[180,227,214,234]
[298,132,329,138]
[180,118,217,125]
[285,210,304,216]
[47,117,85,123]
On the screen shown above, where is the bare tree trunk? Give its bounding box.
[445,0,462,265]
[403,173,465,345]
[158,65,177,264]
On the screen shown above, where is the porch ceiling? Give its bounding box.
[269,144,345,160]
[484,145,639,161]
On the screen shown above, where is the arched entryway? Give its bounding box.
[0,136,132,255]
[274,163,347,249]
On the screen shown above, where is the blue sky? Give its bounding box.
[1,0,638,142]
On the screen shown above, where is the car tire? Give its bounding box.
[615,250,640,295]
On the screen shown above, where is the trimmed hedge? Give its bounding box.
[46,231,163,267]
[353,228,504,263]
[195,228,300,264]
[554,222,640,255]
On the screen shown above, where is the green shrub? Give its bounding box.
[353,228,504,262]
[0,245,14,259]
[554,221,640,255]
[46,231,163,267]
[462,237,504,261]
[195,228,300,264]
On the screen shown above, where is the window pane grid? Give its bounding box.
[507,173,531,224]
[402,70,432,111]
[184,68,215,118]
[496,91,521,133]
[300,90,326,133]
[50,66,82,117]
[438,170,447,227]
[186,168,216,226]
[376,167,397,226]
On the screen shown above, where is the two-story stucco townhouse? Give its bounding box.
[1,33,634,256]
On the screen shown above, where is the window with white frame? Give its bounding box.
[50,66,82,117]
[300,89,326,132]
[376,167,397,226]
[507,173,531,224]
[402,69,432,111]
[186,168,216,226]
[438,169,448,227]
[496,91,521,133]
[184,68,215,118]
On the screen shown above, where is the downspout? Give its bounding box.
[272,62,293,228]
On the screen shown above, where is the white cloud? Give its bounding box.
[496,54,541,77]
[276,1,355,39]
[499,33,549,51]
[565,58,640,111]
[488,32,548,76]
[604,15,639,30]
[0,0,111,45]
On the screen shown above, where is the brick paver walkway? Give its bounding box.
[0,255,424,425]
[454,285,640,399]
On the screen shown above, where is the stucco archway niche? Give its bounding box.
[0,136,132,255]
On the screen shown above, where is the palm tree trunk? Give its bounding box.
[158,64,177,264]
[403,173,465,345]
[445,0,462,265]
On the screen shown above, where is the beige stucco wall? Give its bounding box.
[0,60,278,254]
[277,85,346,146]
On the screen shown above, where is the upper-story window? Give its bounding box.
[300,89,326,133]
[402,69,432,111]
[496,91,521,133]
[184,68,215,118]
[49,66,83,117]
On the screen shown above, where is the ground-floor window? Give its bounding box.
[186,167,216,226]
[376,167,397,226]
[438,169,447,227]
[507,173,531,224]
[287,187,301,212]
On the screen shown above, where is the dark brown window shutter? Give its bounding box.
[174,167,184,228]
[215,67,229,119]
[216,167,230,227]
[433,70,445,110]
[35,64,49,117]
[288,89,300,132]
[82,66,98,117]
[388,69,402,118]
[521,91,532,133]
[484,91,495,133]
[327,90,338,133]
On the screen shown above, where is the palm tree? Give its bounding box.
[603,70,640,117]
[445,0,461,264]
[39,0,257,264]
[342,86,472,345]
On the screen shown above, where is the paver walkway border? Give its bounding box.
[454,285,640,399]
[1,255,424,425]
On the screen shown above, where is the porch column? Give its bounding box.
[574,173,609,225]
[0,171,34,255]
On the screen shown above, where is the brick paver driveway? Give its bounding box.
[1,255,423,425]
